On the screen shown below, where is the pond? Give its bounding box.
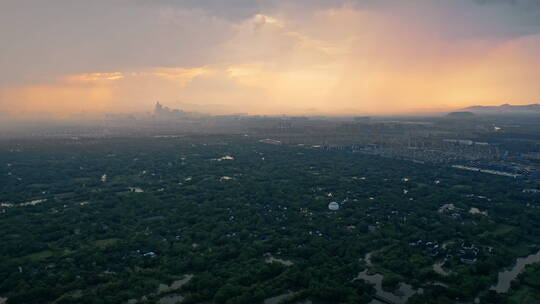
[355,270,422,304]
[265,254,294,266]
[264,291,296,304]
[158,294,184,304]
[158,274,194,294]
[433,261,450,276]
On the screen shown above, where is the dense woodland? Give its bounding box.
[1,136,539,304]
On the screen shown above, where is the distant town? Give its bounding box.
[3,102,539,181]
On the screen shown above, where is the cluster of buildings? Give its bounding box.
[409,240,441,257]
[409,240,488,265]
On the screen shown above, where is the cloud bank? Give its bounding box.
[1,0,540,116]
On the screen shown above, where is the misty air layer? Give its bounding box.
[1,1,540,304]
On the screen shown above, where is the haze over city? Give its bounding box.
[1,0,540,119]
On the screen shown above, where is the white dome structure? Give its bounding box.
[328,202,340,211]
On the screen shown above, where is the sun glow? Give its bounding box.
[2,3,540,117]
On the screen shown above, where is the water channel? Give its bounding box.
[489,249,540,293]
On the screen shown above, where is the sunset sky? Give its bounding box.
[1,0,540,117]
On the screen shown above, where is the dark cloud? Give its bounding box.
[136,0,261,20]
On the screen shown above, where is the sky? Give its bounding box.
[1,0,540,118]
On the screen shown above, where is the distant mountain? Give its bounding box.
[446,111,476,119]
[462,103,540,114]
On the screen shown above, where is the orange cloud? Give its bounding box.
[145,67,212,85]
[1,85,113,115]
[2,6,540,117]
[63,72,125,84]
[0,67,213,116]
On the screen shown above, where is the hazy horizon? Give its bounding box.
[0,101,499,121]
[2,0,540,118]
